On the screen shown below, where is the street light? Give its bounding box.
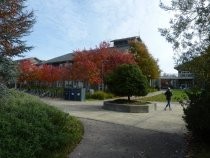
[101,60,109,91]
[101,62,104,91]
[148,75,151,87]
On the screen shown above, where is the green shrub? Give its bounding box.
[0,86,83,158]
[0,84,10,102]
[86,91,114,100]
[148,87,157,93]
[183,88,210,143]
[105,64,148,101]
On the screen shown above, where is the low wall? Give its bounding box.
[103,101,150,113]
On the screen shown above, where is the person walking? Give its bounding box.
[164,87,173,110]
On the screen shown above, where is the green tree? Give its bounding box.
[129,41,160,79]
[160,0,210,145]
[0,0,35,83]
[105,64,148,101]
[176,48,210,88]
[159,0,210,63]
[0,56,18,83]
[160,0,210,89]
[0,0,35,57]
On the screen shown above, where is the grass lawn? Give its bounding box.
[140,89,188,102]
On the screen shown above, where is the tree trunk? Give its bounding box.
[128,95,130,102]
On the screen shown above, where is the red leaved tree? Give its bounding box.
[70,51,101,85]
[38,65,69,86]
[18,60,39,84]
[70,42,136,86]
[18,61,70,87]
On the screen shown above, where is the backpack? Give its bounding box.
[165,90,172,99]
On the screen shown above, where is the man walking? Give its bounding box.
[164,87,173,110]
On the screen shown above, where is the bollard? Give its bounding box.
[154,103,157,111]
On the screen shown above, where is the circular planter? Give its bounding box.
[103,101,149,113]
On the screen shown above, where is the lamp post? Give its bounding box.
[101,62,104,91]
[148,75,151,87]
[101,60,109,91]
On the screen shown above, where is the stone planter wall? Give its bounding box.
[103,101,150,113]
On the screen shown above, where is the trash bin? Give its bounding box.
[74,88,85,101]
[64,88,70,100]
[64,88,85,101]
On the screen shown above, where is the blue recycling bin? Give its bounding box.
[64,88,85,101]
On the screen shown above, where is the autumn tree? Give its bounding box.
[18,60,38,84]
[129,41,160,80]
[71,42,136,86]
[105,64,148,101]
[39,64,69,85]
[18,61,70,87]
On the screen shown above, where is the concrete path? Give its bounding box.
[42,99,186,134]
[41,92,187,158]
[69,118,185,158]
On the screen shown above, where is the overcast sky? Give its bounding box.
[23,0,176,74]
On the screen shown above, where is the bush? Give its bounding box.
[20,87,64,98]
[0,86,83,158]
[148,87,157,93]
[105,64,148,101]
[86,91,114,100]
[183,88,210,143]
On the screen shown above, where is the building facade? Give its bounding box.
[160,71,194,89]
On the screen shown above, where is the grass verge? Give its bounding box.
[140,89,188,102]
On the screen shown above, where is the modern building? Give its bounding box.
[42,53,74,66]
[160,69,194,89]
[16,57,43,65]
[43,36,141,66]
[110,36,141,52]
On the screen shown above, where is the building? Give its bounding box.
[160,69,194,89]
[43,36,141,66]
[16,57,43,65]
[42,53,74,66]
[111,36,141,52]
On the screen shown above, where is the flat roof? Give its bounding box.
[110,36,141,42]
[42,53,74,64]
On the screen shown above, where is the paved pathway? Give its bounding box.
[69,119,185,158]
[41,91,187,157]
[42,99,186,134]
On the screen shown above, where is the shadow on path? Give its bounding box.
[69,118,185,158]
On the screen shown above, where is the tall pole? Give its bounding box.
[101,62,104,91]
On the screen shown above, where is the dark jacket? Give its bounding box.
[165,90,172,100]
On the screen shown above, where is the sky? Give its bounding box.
[23,0,177,74]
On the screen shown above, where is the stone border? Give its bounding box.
[102,101,149,113]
